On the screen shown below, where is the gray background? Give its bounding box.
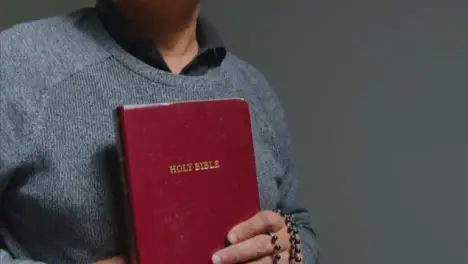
[1,1,467,264]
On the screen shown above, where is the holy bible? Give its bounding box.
[114,98,260,264]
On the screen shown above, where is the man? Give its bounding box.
[0,0,320,263]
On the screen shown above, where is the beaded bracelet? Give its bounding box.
[270,209,302,263]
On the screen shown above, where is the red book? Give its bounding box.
[114,98,260,264]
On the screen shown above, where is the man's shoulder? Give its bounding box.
[223,53,279,100]
[223,53,270,86]
[1,8,94,60]
[223,52,288,117]
[0,8,109,88]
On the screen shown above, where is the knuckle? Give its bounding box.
[262,211,280,230]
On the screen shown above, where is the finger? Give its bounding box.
[91,257,126,264]
[246,250,291,264]
[266,228,292,253]
[228,210,284,243]
[213,234,280,264]
[213,228,290,264]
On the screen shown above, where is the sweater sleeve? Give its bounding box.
[247,66,321,264]
[0,30,47,264]
[271,100,320,264]
[0,253,46,264]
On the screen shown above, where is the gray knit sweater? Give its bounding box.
[0,8,319,264]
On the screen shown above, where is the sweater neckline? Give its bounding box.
[87,9,228,88]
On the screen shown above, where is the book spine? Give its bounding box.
[113,108,139,264]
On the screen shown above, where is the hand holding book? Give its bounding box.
[212,209,304,264]
[91,210,303,264]
[113,99,298,263]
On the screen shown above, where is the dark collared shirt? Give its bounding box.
[96,1,226,76]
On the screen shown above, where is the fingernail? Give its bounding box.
[212,254,221,264]
[227,233,237,243]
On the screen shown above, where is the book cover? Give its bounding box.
[114,98,260,264]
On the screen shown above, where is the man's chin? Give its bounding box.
[139,0,200,24]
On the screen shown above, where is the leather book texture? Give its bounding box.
[114,98,260,264]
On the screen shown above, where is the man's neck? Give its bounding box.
[115,0,201,74]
